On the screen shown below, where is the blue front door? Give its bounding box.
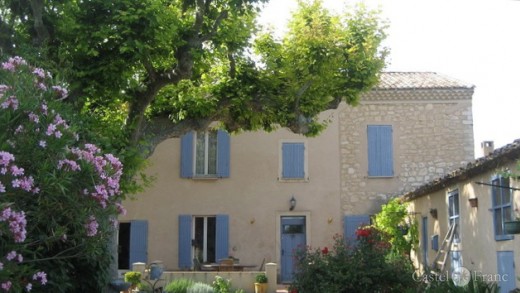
[497,251,516,293]
[281,216,306,283]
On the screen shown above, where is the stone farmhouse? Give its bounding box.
[403,140,520,293]
[119,72,475,283]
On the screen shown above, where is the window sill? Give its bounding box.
[367,176,394,179]
[495,235,514,241]
[191,175,220,180]
[278,177,309,183]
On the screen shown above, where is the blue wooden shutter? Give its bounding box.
[217,130,230,178]
[367,125,393,176]
[215,215,229,261]
[344,215,370,244]
[178,215,192,269]
[129,220,148,266]
[282,143,305,179]
[180,132,194,178]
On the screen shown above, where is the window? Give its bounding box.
[180,130,230,178]
[281,142,306,180]
[367,125,394,177]
[492,175,513,241]
[195,131,218,176]
[178,215,229,269]
[448,190,460,243]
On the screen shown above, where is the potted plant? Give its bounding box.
[124,271,142,293]
[254,273,268,293]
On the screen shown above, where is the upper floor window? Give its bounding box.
[180,130,230,178]
[492,175,513,241]
[367,125,394,177]
[448,189,460,243]
[280,141,307,181]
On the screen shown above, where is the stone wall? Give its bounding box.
[339,98,474,215]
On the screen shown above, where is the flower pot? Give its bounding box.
[254,283,268,293]
[504,221,520,234]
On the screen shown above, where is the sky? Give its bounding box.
[258,0,520,158]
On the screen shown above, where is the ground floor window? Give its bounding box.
[194,216,216,263]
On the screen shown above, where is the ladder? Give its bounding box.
[432,222,457,273]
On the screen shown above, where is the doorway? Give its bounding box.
[280,216,306,283]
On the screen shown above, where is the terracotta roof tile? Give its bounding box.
[376,72,475,90]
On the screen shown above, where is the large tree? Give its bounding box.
[1,0,387,156]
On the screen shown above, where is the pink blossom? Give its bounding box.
[25,283,32,292]
[1,95,19,110]
[28,112,39,123]
[32,271,47,285]
[38,140,46,148]
[0,262,3,270]
[116,203,127,216]
[14,125,24,134]
[1,281,12,291]
[32,68,46,79]
[85,216,99,237]
[10,165,24,176]
[0,151,14,166]
[18,176,35,192]
[0,182,5,193]
[6,251,17,261]
[57,159,80,172]
[37,82,47,91]
[51,85,69,99]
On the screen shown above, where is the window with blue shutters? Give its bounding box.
[180,130,230,178]
[281,142,306,180]
[129,220,148,267]
[367,125,394,177]
[491,175,513,241]
[178,214,229,269]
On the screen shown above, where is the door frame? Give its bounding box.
[276,211,311,283]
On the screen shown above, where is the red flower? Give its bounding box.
[355,228,371,238]
[321,247,329,255]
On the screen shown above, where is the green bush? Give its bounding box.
[164,278,195,293]
[187,282,214,293]
[292,229,416,293]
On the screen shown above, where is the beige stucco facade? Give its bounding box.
[120,107,343,271]
[404,141,520,291]
[120,72,477,280]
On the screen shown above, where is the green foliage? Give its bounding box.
[187,282,215,293]
[255,273,268,283]
[2,0,387,151]
[213,276,232,293]
[0,57,127,291]
[164,278,195,293]
[374,198,419,257]
[292,231,416,293]
[124,271,142,286]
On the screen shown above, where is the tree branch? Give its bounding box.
[29,0,50,46]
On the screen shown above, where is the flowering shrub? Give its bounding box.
[0,57,126,292]
[291,229,415,293]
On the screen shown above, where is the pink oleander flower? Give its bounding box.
[32,68,46,79]
[32,271,47,285]
[57,159,81,172]
[85,216,99,237]
[28,112,39,123]
[51,85,68,99]
[10,165,24,176]
[1,281,12,291]
[6,251,17,261]
[1,95,19,110]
